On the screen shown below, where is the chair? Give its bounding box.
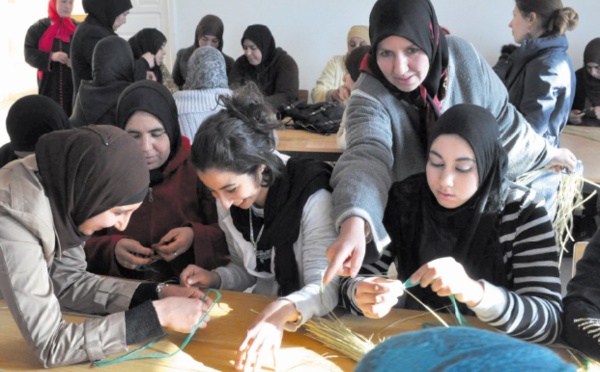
[572,241,589,277]
[297,89,308,102]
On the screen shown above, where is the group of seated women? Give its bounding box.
[4,0,600,370]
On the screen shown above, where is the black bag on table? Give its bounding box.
[279,100,345,135]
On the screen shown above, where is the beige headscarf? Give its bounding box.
[347,25,370,45]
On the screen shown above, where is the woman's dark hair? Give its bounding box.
[191,82,284,186]
[515,0,578,37]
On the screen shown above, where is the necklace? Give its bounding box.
[249,208,265,252]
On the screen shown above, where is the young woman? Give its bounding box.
[174,46,232,139]
[172,14,235,90]
[324,0,577,284]
[180,84,338,371]
[69,36,134,127]
[493,0,578,219]
[311,25,370,103]
[0,125,211,367]
[128,28,167,84]
[70,0,132,102]
[570,38,600,127]
[340,104,562,344]
[0,95,71,168]
[25,0,77,116]
[563,228,600,359]
[229,25,299,111]
[84,80,228,283]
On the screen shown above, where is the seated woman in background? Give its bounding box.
[25,0,78,116]
[0,125,211,367]
[563,228,600,360]
[229,24,299,111]
[84,80,228,283]
[172,14,235,90]
[70,0,132,103]
[336,45,371,150]
[128,28,167,84]
[181,84,338,371]
[340,104,562,344]
[0,95,70,168]
[493,0,578,220]
[570,38,600,127]
[311,25,370,103]
[70,36,134,127]
[174,46,232,139]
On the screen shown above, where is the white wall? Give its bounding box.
[170,0,600,92]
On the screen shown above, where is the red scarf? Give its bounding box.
[38,0,77,78]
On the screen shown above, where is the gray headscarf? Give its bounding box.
[186,46,228,90]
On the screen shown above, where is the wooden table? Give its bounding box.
[561,126,600,183]
[0,290,576,371]
[276,128,342,162]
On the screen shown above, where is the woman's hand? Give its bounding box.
[235,300,299,371]
[323,217,367,284]
[592,106,600,120]
[141,51,156,68]
[410,257,484,307]
[115,238,157,270]
[569,109,584,124]
[331,86,351,102]
[153,227,194,262]
[51,51,70,66]
[547,148,577,173]
[180,264,221,289]
[354,277,404,319]
[153,296,211,333]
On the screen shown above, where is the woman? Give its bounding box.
[70,0,132,103]
[0,95,71,168]
[174,46,232,139]
[84,80,228,283]
[311,25,370,103]
[0,125,211,367]
[180,84,338,371]
[172,14,235,90]
[323,0,577,284]
[341,104,562,344]
[70,36,134,127]
[570,38,600,127]
[563,228,600,360]
[128,28,167,84]
[494,0,578,219]
[25,0,77,116]
[229,24,299,111]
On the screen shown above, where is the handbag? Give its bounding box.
[280,100,345,135]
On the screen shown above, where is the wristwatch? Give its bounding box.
[156,282,169,298]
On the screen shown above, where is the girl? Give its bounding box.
[128,28,168,84]
[70,0,132,103]
[0,125,211,367]
[341,104,562,344]
[494,0,578,218]
[229,25,299,111]
[181,84,338,371]
[84,80,228,283]
[172,14,235,90]
[25,0,77,116]
[324,0,577,284]
[570,38,600,127]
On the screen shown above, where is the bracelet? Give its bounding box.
[156,282,169,298]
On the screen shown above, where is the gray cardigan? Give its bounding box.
[331,36,555,263]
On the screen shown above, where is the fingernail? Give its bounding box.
[374,285,379,291]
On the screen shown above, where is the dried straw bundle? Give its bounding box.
[303,317,375,362]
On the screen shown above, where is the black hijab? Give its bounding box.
[385,104,508,311]
[346,45,370,82]
[117,80,182,185]
[83,0,132,30]
[36,125,149,248]
[241,25,277,68]
[6,95,70,152]
[128,28,167,58]
[364,0,449,137]
[194,15,225,51]
[583,37,600,107]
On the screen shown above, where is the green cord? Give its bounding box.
[94,288,222,367]
[403,280,468,327]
